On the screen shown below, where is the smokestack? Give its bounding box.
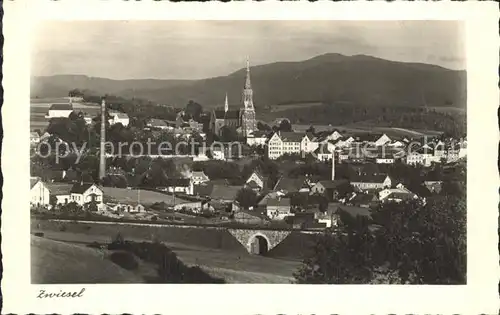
[99,98,106,180]
[331,152,335,181]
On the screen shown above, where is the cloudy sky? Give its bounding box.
[32,20,465,80]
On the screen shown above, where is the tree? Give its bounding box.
[306,125,315,134]
[185,100,203,121]
[235,188,258,209]
[279,119,292,132]
[49,195,58,210]
[220,126,239,143]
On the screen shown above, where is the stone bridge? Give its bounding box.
[227,228,292,255]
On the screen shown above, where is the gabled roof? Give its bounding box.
[49,103,73,111]
[274,176,307,193]
[113,112,129,119]
[46,183,73,195]
[147,118,169,127]
[70,183,100,194]
[350,173,389,184]
[313,144,333,155]
[267,198,291,207]
[316,179,349,189]
[349,193,377,205]
[30,177,41,189]
[339,205,372,218]
[246,180,261,189]
[279,132,304,143]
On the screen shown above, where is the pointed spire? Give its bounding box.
[224,92,229,113]
[245,56,252,89]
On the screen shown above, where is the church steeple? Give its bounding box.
[224,92,229,113]
[245,56,252,89]
[241,57,256,137]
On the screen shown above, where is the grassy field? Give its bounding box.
[30,99,101,131]
[103,187,191,207]
[32,220,304,283]
[31,235,145,284]
[269,102,324,113]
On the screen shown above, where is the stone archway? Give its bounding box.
[248,233,270,255]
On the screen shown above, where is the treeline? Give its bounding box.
[268,104,466,138]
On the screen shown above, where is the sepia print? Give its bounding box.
[27,20,470,285]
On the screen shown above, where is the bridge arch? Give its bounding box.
[247,232,270,255]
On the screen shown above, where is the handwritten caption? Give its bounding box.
[37,288,86,299]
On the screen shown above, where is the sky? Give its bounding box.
[32,20,465,80]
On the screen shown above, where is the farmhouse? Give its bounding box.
[245,170,267,192]
[158,178,194,195]
[70,183,104,209]
[266,197,291,220]
[45,103,74,118]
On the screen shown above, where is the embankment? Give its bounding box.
[32,219,316,260]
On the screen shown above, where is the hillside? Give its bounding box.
[31,53,466,109]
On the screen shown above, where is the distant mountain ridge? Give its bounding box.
[31,53,466,109]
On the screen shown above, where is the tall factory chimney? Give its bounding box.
[99,97,106,180]
[331,151,335,181]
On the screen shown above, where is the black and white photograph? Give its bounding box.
[28,19,468,285]
[1,1,498,314]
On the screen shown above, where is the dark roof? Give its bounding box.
[267,198,291,207]
[30,177,40,189]
[350,193,377,205]
[210,185,242,201]
[313,144,333,155]
[316,179,349,189]
[46,183,73,195]
[148,118,169,127]
[49,103,73,111]
[70,183,97,194]
[274,176,307,193]
[338,205,372,218]
[214,109,240,120]
[280,132,304,143]
[350,173,389,184]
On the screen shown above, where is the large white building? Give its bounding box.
[267,132,303,159]
[45,103,74,119]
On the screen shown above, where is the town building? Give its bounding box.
[378,188,417,203]
[266,197,292,220]
[267,131,303,159]
[300,133,319,153]
[70,183,104,209]
[191,171,210,185]
[30,177,50,207]
[246,131,268,147]
[245,170,267,192]
[108,111,130,127]
[158,178,194,195]
[350,174,392,191]
[45,103,74,118]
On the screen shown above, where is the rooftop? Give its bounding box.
[49,103,73,111]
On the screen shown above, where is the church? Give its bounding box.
[210,59,257,138]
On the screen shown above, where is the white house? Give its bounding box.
[211,146,225,160]
[108,202,146,213]
[30,177,50,207]
[378,188,417,203]
[266,198,292,220]
[45,103,74,118]
[246,131,268,147]
[245,170,266,191]
[314,145,333,161]
[333,136,355,148]
[191,171,210,185]
[325,130,343,142]
[300,133,319,153]
[159,178,194,195]
[109,111,130,127]
[30,132,40,145]
[267,132,303,160]
[374,134,392,146]
[350,174,392,191]
[70,183,104,209]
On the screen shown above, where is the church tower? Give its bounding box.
[241,57,257,137]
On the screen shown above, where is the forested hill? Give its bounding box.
[32,53,466,109]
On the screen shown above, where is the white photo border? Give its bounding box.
[2,1,499,314]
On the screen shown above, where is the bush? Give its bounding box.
[59,225,67,232]
[109,251,139,270]
[34,232,44,237]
